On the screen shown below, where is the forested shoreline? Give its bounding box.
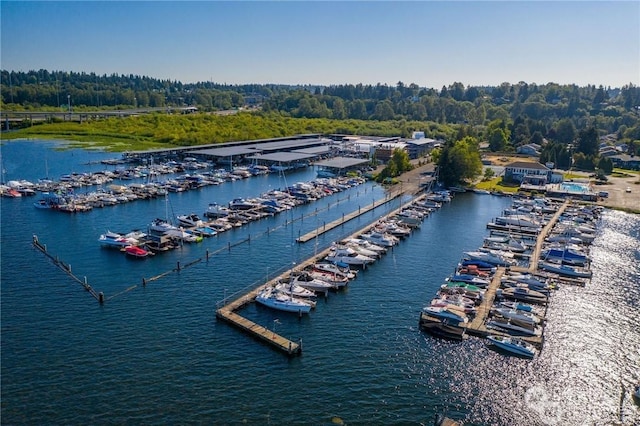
[1,69,638,176]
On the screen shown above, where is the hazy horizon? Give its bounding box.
[1,1,638,89]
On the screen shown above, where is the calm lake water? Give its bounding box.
[1,140,639,425]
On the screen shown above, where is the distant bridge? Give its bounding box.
[0,106,199,129]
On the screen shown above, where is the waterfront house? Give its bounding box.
[504,161,551,184]
[610,154,640,170]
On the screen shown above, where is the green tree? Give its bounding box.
[554,118,577,144]
[437,136,482,186]
[530,130,544,145]
[597,156,614,174]
[483,167,495,180]
[576,126,598,156]
[488,127,508,152]
[332,98,347,119]
[373,100,395,120]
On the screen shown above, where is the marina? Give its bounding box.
[2,140,639,425]
[419,198,601,350]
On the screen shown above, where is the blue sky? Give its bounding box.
[1,1,638,88]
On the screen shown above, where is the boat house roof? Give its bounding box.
[314,157,370,169]
[505,161,550,171]
[191,146,259,158]
[293,145,333,155]
[246,152,316,163]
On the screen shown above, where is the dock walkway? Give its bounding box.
[296,192,402,243]
[447,200,570,346]
[216,182,429,355]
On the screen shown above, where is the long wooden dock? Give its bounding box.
[510,200,569,274]
[528,200,569,272]
[297,191,426,243]
[216,189,430,355]
[296,192,403,243]
[216,286,302,356]
[459,200,571,345]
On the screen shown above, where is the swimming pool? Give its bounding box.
[559,182,591,194]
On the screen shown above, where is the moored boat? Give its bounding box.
[99,231,140,248]
[539,261,592,278]
[255,287,313,314]
[486,335,536,358]
[124,245,151,258]
[422,306,468,324]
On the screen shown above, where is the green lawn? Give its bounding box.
[473,177,520,193]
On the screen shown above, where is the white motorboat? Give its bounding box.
[499,287,548,304]
[498,301,534,313]
[255,287,312,314]
[431,295,477,314]
[325,246,375,266]
[494,215,542,229]
[334,242,380,259]
[99,231,140,248]
[149,218,178,234]
[375,222,411,238]
[422,306,468,324]
[486,318,541,337]
[204,203,230,218]
[464,250,514,266]
[311,262,356,280]
[342,238,387,255]
[491,307,541,325]
[360,230,398,247]
[306,270,349,288]
[228,198,259,210]
[449,274,491,287]
[486,335,536,358]
[539,261,592,278]
[176,213,204,228]
[274,282,317,299]
[291,272,336,293]
[164,228,202,243]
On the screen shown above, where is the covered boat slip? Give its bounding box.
[314,157,370,177]
[187,137,332,166]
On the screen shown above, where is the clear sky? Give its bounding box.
[1,1,638,89]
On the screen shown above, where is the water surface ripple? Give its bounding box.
[1,141,639,425]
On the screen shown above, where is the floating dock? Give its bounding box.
[216,286,302,356]
[216,189,426,355]
[296,192,403,243]
[421,200,572,347]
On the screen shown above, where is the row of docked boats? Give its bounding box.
[96,176,370,259]
[254,194,444,314]
[420,196,603,359]
[421,197,558,355]
[23,151,363,212]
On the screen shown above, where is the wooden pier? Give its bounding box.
[296,192,403,243]
[297,192,425,243]
[216,285,302,356]
[216,190,429,355]
[423,200,573,346]
[510,200,569,274]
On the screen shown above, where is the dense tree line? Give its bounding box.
[2,69,639,175]
[0,70,299,111]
